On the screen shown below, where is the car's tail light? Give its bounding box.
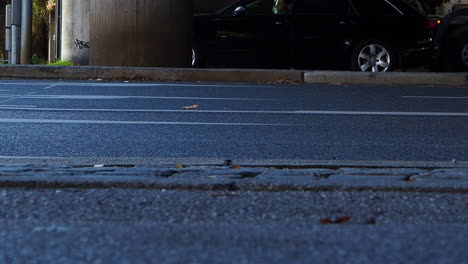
[424,20,438,30]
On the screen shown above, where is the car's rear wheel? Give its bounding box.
[442,26,468,72]
[192,45,204,68]
[351,40,395,72]
[462,43,468,69]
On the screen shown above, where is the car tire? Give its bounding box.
[442,27,468,72]
[351,39,396,72]
[192,44,204,68]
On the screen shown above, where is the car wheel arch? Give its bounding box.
[191,41,205,68]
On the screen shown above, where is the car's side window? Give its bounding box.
[273,0,293,14]
[230,0,293,16]
[293,0,349,14]
[244,0,276,14]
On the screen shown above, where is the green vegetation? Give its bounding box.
[32,54,73,66]
[48,60,74,66]
[32,53,47,64]
[32,0,49,62]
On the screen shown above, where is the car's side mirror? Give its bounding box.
[233,6,247,16]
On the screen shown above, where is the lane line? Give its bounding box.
[0,118,299,126]
[0,82,55,86]
[295,110,468,117]
[43,83,60,90]
[0,82,275,88]
[0,106,467,117]
[0,91,39,104]
[402,96,468,99]
[0,94,281,101]
[0,105,37,108]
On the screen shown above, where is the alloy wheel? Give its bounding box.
[357,44,391,72]
[462,44,468,69]
[192,49,196,67]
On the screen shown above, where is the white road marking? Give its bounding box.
[295,110,468,117]
[43,84,60,90]
[0,82,54,86]
[0,91,38,104]
[0,105,37,108]
[0,94,280,101]
[0,106,467,117]
[402,96,468,99]
[0,82,273,88]
[0,118,298,126]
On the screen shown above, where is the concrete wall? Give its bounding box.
[57,0,233,66]
[89,0,192,67]
[61,0,90,65]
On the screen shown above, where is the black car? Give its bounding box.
[192,0,437,72]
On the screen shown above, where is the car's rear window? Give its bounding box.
[390,0,427,17]
[351,0,402,15]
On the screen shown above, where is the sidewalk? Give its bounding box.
[0,64,467,86]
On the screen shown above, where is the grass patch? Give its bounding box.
[48,60,75,66]
[32,54,47,65]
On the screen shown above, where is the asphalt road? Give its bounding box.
[0,188,466,264]
[0,79,467,263]
[0,79,466,166]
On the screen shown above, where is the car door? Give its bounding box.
[212,0,293,68]
[291,0,353,69]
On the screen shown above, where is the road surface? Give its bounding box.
[0,79,466,166]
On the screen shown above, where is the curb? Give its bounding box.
[0,65,303,84]
[304,71,468,86]
[0,164,467,193]
[0,65,467,86]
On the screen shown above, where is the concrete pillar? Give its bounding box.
[90,0,192,67]
[20,0,32,64]
[61,0,90,65]
[11,0,21,65]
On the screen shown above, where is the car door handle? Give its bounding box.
[275,21,284,25]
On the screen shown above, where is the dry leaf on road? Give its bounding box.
[230,165,241,169]
[320,216,351,224]
[182,104,200,110]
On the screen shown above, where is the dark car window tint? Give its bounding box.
[294,0,349,14]
[244,0,276,14]
[352,0,401,15]
[273,0,293,14]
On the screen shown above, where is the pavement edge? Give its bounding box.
[0,65,467,86]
